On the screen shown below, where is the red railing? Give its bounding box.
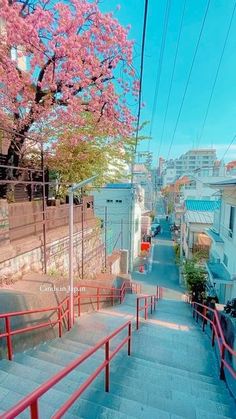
[0,281,140,360]
[136,286,161,330]
[76,281,141,317]
[0,296,70,361]
[0,320,132,419]
[192,302,236,380]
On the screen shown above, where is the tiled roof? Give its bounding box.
[185,200,221,212]
[209,178,236,187]
[185,211,213,224]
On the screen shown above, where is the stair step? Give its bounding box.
[114,355,224,386]
[70,388,171,419]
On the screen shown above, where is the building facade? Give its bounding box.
[93,183,142,270]
[206,179,236,303]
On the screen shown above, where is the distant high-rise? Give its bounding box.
[175,149,217,177]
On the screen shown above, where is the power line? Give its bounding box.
[197,1,236,149]
[220,133,236,161]
[133,0,149,157]
[149,0,171,145]
[167,0,211,160]
[157,0,186,160]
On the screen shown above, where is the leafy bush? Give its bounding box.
[174,244,180,265]
[183,260,207,303]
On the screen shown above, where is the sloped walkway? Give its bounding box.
[0,292,235,418]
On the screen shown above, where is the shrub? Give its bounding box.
[183,260,207,303]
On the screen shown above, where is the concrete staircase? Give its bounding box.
[0,295,235,418]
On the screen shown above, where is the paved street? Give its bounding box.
[133,199,184,300]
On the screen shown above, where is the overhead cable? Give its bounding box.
[149,0,171,145]
[197,1,236,148]
[167,0,211,159]
[157,0,186,160]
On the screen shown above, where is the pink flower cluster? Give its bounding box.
[0,0,139,143]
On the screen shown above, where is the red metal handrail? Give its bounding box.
[0,320,132,419]
[192,302,236,380]
[0,296,70,361]
[136,286,161,330]
[76,281,141,317]
[0,281,140,360]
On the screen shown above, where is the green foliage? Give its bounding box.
[174,244,180,265]
[167,202,174,214]
[183,260,207,303]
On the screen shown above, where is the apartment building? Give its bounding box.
[206,179,236,303]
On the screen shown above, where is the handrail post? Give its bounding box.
[97,287,100,311]
[78,289,81,317]
[58,306,62,338]
[120,287,122,304]
[30,400,39,419]
[111,289,114,306]
[151,296,153,314]
[105,341,110,392]
[67,298,70,331]
[5,316,13,361]
[154,295,156,311]
[211,313,215,347]
[128,323,131,356]
[136,299,139,330]
[145,297,148,320]
[202,306,207,332]
[220,345,225,380]
[156,286,159,300]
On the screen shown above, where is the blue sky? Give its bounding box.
[100,0,236,164]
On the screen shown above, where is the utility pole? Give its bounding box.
[104,206,107,270]
[81,201,84,279]
[68,175,98,327]
[121,218,123,249]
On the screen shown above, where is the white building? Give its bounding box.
[93,183,142,270]
[133,164,153,211]
[182,200,220,259]
[175,149,217,178]
[206,179,236,303]
[162,167,177,188]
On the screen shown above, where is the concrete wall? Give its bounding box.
[0,199,105,284]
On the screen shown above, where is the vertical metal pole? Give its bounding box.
[81,201,84,279]
[136,298,139,330]
[121,218,123,249]
[145,297,148,320]
[105,341,110,392]
[104,206,107,270]
[69,191,74,327]
[58,306,62,338]
[151,296,153,314]
[30,400,39,419]
[128,323,131,355]
[220,345,225,380]
[5,317,13,361]
[41,144,47,274]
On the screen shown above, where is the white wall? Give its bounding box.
[93,186,142,270]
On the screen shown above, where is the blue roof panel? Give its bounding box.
[185,200,221,212]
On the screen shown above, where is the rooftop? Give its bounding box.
[209,178,236,187]
[185,210,214,224]
[185,200,221,212]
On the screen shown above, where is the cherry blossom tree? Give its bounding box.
[0,0,138,170]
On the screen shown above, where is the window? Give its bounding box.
[135,219,139,233]
[106,199,113,203]
[223,253,228,267]
[229,206,235,237]
[115,199,122,203]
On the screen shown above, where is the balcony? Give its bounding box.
[206,261,232,285]
[221,225,234,240]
